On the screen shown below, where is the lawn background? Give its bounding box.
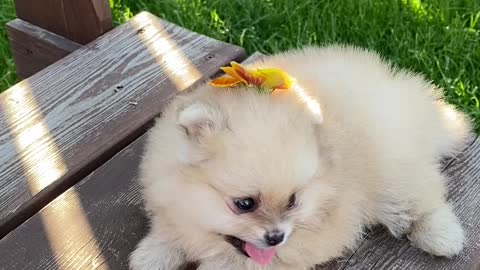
[0,0,479,131]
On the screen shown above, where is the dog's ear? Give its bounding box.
[177,100,227,141]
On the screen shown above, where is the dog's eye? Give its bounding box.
[287,193,296,209]
[233,197,257,213]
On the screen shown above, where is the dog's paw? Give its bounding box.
[129,233,185,270]
[408,204,464,257]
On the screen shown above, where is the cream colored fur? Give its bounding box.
[129,46,471,270]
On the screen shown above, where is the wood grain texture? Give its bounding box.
[14,0,112,44]
[1,51,478,269]
[7,18,82,78]
[317,136,480,270]
[0,135,148,270]
[0,54,261,270]
[0,11,245,238]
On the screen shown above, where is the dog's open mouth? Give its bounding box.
[224,235,276,265]
[225,235,249,257]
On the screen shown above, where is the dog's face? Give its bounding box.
[168,89,334,264]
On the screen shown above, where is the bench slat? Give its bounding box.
[0,11,245,237]
[7,18,83,78]
[0,135,147,269]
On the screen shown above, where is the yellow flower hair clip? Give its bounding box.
[209,62,294,93]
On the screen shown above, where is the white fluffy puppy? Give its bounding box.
[130,46,471,270]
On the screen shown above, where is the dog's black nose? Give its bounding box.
[264,231,285,246]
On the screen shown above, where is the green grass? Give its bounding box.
[0,0,16,91]
[1,0,479,131]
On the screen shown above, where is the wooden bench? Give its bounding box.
[1,10,479,270]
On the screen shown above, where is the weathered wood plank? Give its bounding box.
[0,54,261,270]
[14,0,112,44]
[0,135,147,270]
[7,18,82,78]
[318,137,480,270]
[0,11,246,238]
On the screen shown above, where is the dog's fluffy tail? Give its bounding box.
[435,101,473,159]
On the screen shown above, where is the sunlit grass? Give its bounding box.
[0,0,16,92]
[1,0,479,132]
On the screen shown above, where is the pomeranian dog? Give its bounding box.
[129,46,471,270]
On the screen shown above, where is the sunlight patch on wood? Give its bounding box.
[1,83,66,193]
[133,12,202,91]
[40,188,109,269]
[1,83,107,269]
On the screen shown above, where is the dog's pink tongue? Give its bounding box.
[244,242,276,265]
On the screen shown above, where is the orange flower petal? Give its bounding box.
[220,67,247,85]
[209,62,294,92]
[230,62,250,82]
[209,76,242,87]
[231,62,266,87]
